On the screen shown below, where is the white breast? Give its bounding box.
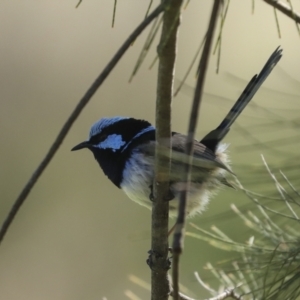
[121,150,154,210]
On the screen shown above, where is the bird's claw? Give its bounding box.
[149,185,175,202]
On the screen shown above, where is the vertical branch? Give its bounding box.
[151,1,183,299]
[171,1,222,299]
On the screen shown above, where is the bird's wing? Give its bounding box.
[170,133,230,171]
[137,133,231,183]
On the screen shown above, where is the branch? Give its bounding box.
[150,1,183,299]
[172,0,222,299]
[169,290,195,300]
[169,288,242,300]
[262,0,300,23]
[0,3,164,245]
[206,289,242,300]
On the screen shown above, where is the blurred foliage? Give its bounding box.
[188,157,300,299]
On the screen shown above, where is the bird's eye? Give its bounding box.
[90,133,108,144]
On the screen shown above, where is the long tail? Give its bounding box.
[201,46,282,152]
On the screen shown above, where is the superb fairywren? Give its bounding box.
[72,47,282,217]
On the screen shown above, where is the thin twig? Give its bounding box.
[172,1,222,299]
[195,271,242,300]
[169,290,195,300]
[112,0,117,28]
[273,6,281,38]
[194,271,217,294]
[213,0,230,73]
[286,0,300,35]
[260,155,299,219]
[280,170,300,198]
[170,285,242,300]
[206,289,242,300]
[129,14,163,82]
[75,0,82,8]
[0,3,164,246]
[184,0,191,10]
[173,34,206,97]
[262,0,300,23]
[145,0,154,18]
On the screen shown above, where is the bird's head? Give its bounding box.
[71,116,155,187]
[72,116,154,154]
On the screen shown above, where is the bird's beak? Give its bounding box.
[71,141,91,151]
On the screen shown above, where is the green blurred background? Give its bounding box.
[0,1,300,299]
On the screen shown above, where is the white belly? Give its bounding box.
[120,149,227,218]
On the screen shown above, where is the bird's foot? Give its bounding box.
[149,184,175,202]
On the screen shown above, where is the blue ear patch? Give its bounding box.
[96,134,126,152]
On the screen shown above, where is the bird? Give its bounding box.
[72,47,282,218]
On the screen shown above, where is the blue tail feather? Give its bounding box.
[201,47,282,152]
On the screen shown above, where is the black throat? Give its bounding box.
[90,147,124,187]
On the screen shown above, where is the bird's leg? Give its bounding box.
[149,184,155,201]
